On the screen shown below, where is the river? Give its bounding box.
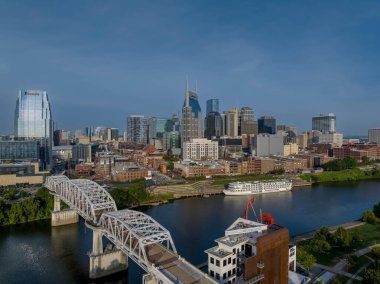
[0,181,379,283]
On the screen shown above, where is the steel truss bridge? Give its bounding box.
[45,176,216,284]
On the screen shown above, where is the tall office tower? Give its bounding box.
[204,112,222,139]
[239,107,256,135]
[206,99,219,115]
[258,115,276,134]
[220,112,228,136]
[181,80,202,148]
[368,128,380,144]
[85,127,94,137]
[147,117,157,143]
[172,114,181,131]
[14,90,53,169]
[312,113,336,133]
[155,118,174,139]
[106,128,119,141]
[226,107,239,137]
[53,129,71,146]
[127,115,148,144]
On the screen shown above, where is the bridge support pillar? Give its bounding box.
[51,195,79,227]
[143,274,160,284]
[87,224,128,279]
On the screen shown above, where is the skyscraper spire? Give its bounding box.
[185,77,189,107]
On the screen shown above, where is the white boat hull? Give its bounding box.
[223,187,291,196]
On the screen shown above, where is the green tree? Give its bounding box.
[332,227,350,248]
[352,228,361,243]
[167,162,174,171]
[314,226,331,240]
[362,156,370,165]
[374,202,380,219]
[310,238,331,254]
[363,269,380,284]
[363,210,378,224]
[296,247,316,269]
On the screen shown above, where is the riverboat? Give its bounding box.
[223,179,292,196]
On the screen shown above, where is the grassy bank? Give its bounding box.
[300,168,380,184]
[298,223,380,266]
[111,180,174,209]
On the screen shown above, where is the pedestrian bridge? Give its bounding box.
[45,176,216,284]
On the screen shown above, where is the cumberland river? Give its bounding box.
[1,181,380,283]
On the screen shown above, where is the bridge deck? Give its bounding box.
[147,244,214,284]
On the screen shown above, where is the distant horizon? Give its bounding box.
[1,1,379,135]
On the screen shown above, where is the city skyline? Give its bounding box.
[1,1,380,135]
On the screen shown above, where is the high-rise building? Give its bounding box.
[183,138,219,161]
[53,129,71,146]
[226,107,239,137]
[312,113,336,133]
[155,118,174,139]
[14,90,53,168]
[369,128,380,144]
[163,131,181,151]
[106,128,119,141]
[181,80,202,148]
[127,115,148,144]
[206,99,219,115]
[239,107,256,135]
[172,114,181,132]
[258,116,276,135]
[85,127,94,137]
[204,112,222,139]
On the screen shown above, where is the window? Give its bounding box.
[210,257,214,264]
[210,270,214,277]
[223,273,226,280]
[241,245,244,251]
[216,259,220,267]
[232,268,236,275]
[228,257,231,264]
[233,258,236,265]
[233,248,236,254]
[228,270,231,277]
[216,273,220,280]
[223,259,227,266]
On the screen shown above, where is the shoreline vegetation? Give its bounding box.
[297,202,380,283]
[0,188,53,226]
[301,168,380,184]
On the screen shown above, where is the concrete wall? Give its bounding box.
[89,250,128,279]
[51,209,79,226]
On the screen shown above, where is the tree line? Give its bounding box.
[0,188,53,226]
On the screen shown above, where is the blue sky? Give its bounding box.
[0,1,379,135]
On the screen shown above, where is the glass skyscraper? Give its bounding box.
[258,115,276,135]
[206,99,219,115]
[312,113,336,133]
[14,90,53,168]
[181,80,202,147]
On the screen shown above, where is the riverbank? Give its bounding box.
[301,168,380,184]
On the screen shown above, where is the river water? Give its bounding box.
[1,181,379,283]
